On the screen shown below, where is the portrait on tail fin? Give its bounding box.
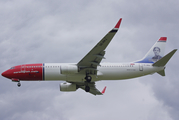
[152,47,162,62]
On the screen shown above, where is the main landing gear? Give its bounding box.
[85,74,92,92]
[85,86,90,92]
[85,75,92,82]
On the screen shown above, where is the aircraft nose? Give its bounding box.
[1,70,10,78]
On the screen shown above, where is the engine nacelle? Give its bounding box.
[60,83,77,91]
[60,65,78,74]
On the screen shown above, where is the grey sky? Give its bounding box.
[0,0,178,120]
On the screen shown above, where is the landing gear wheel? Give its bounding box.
[85,86,90,92]
[85,76,92,82]
[17,82,21,87]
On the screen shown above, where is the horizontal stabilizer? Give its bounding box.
[153,49,177,67]
[157,70,165,76]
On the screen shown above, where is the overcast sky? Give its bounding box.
[0,0,179,120]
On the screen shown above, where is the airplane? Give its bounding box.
[1,18,177,95]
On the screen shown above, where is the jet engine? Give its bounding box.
[60,82,77,91]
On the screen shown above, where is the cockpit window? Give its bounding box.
[10,67,15,69]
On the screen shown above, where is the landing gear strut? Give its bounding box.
[17,82,21,87]
[84,73,92,92]
[85,75,92,82]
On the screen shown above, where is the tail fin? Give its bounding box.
[136,37,167,63]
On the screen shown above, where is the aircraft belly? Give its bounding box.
[99,71,140,80]
[66,74,86,82]
[97,65,163,80]
[97,67,136,80]
[44,69,86,82]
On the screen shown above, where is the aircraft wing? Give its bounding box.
[77,82,106,95]
[77,18,122,74]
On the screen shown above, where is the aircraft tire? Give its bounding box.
[85,86,90,92]
[17,82,21,87]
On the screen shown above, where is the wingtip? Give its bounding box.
[101,86,107,94]
[114,18,122,29]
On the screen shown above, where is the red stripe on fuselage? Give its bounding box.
[7,63,43,81]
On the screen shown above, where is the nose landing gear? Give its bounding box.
[11,78,21,87]
[17,82,21,87]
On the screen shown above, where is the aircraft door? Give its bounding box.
[139,64,143,71]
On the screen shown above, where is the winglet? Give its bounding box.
[114,18,122,29]
[101,86,107,94]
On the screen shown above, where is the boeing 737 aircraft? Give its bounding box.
[1,18,177,95]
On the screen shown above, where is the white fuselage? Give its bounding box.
[44,63,164,82]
